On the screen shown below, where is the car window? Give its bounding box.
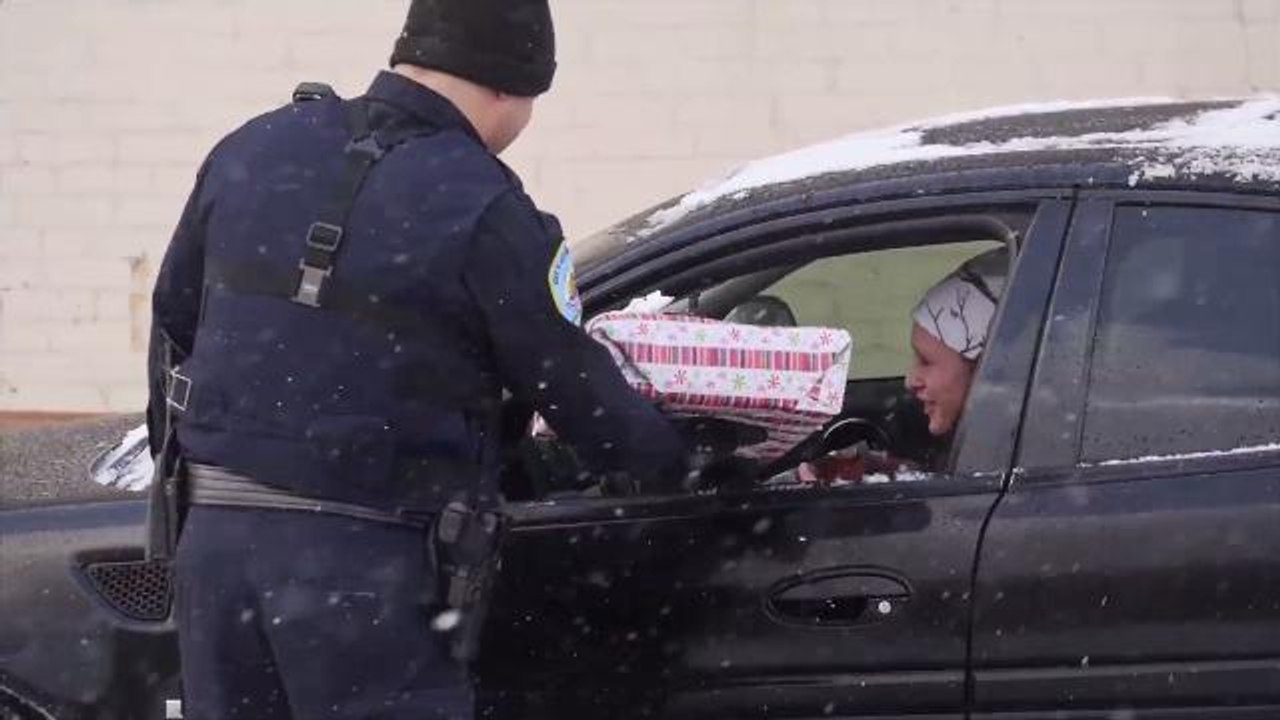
[759,241,1000,379]
[1081,206,1280,463]
[676,237,1010,486]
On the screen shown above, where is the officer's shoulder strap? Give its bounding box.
[292,82,336,103]
[214,98,437,317]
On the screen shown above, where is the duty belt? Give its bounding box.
[186,463,431,528]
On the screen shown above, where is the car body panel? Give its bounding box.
[478,484,994,718]
[0,500,177,720]
[971,191,1280,716]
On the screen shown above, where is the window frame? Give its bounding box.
[1015,189,1280,486]
[582,190,1054,311]
[505,190,1075,514]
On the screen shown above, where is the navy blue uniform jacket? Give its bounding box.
[148,72,684,512]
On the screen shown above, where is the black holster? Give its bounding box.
[145,429,186,563]
[145,325,190,564]
[432,500,505,663]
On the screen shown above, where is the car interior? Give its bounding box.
[502,209,1030,501]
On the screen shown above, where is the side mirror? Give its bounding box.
[86,424,154,491]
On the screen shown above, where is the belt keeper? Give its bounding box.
[167,369,192,412]
[293,262,331,307]
[305,221,344,253]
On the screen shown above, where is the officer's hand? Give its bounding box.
[674,417,767,493]
[593,419,766,497]
[674,417,768,458]
[687,455,758,493]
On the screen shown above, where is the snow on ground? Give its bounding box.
[638,96,1280,239]
[89,423,153,491]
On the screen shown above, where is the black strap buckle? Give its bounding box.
[288,100,387,309]
[293,222,344,307]
[305,221,344,253]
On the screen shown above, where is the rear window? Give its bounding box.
[1081,205,1280,463]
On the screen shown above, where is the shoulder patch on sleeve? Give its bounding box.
[547,242,583,326]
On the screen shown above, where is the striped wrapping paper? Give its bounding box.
[586,312,853,461]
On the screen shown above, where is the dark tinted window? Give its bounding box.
[1082,206,1280,463]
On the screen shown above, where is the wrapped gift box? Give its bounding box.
[587,312,853,461]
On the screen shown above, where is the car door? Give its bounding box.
[475,194,1073,720]
[1,419,180,720]
[971,193,1280,718]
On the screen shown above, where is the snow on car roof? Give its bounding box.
[636,96,1280,239]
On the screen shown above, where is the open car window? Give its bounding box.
[667,238,1007,486]
[88,423,153,491]
[508,209,1029,501]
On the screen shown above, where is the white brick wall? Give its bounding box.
[1,0,1277,412]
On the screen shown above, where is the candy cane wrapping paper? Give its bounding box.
[586,312,853,461]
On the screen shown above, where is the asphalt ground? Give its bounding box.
[0,414,144,505]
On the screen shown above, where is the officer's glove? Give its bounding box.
[593,418,766,497]
[596,450,692,497]
[674,417,768,493]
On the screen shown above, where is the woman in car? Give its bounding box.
[796,247,1009,484]
[904,247,1008,438]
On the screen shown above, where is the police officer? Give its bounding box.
[147,1,686,717]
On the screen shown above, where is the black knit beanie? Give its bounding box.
[390,0,557,97]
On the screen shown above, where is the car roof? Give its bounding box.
[575,97,1280,272]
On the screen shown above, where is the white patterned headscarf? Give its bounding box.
[911,248,1009,360]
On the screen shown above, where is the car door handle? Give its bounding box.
[766,569,911,626]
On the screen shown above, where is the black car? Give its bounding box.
[3,98,1279,720]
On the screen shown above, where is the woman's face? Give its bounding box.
[905,323,976,436]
